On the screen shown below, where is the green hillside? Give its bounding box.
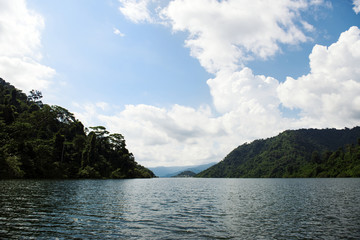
[197,127,360,178]
[172,170,196,177]
[0,78,155,179]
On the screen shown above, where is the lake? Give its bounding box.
[1,178,359,239]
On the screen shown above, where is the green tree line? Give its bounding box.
[197,128,360,178]
[0,78,155,179]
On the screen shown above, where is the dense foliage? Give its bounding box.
[197,127,360,178]
[0,78,155,179]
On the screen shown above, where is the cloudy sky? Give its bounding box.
[1,0,360,167]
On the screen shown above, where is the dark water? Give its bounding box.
[1,178,359,239]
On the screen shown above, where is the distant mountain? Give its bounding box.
[197,127,360,178]
[172,171,196,177]
[150,162,216,177]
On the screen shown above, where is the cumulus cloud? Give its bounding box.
[208,68,280,114]
[0,0,55,92]
[77,25,360,166]
[73,67,293,167]
[160,0,312,73]
[0,0,43,57]
[73,102,229,167]
[353,0,360,14]
[101,0,360,167]
[73,91,292,167]
[278,26,360,127]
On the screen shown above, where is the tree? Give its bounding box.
[53,132,65,162]
[1,79,154,179]
[89,126,109,138]
[51,105,76,124]
[3,105,15,124]
[109,133,125,151]
[81,131,97,168]
[311,151,321,164]
[27,90,43,107]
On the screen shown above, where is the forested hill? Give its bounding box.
[0,78,155,179]
[197,127,360,178]
[172,171,196,178]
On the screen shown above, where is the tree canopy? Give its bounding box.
[197,127,360,178]
[0,78,155,179]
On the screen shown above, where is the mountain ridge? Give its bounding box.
[197,127,360,178]
[172,170,196,177]
[150,162,216,177]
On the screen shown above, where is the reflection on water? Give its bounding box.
[1,178,359,239]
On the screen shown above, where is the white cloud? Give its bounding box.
[118,0,155,23]
[72,102,114,128]
[301,20,315,32]
[111,0,360,167]
[73,90,292,167]
[93,25,360,167]
[0,0,55,92]
[0,0,43,58]
[208,68,280,114]
[73,102,230,167]
[353,0,360,14]
[72,69,292,167]
[309,0,323,4]
[117,0,319,73]
[278,26,360,127]
[113,27,125,37]
[96,102,110,111]
[0,56,55,92]
[160,0,311,73]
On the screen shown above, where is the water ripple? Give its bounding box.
[1,178,360,239]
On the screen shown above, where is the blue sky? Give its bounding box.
[28,0,213,108]
[1,0,360,167]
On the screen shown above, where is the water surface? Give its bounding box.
[1,178,359,239]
